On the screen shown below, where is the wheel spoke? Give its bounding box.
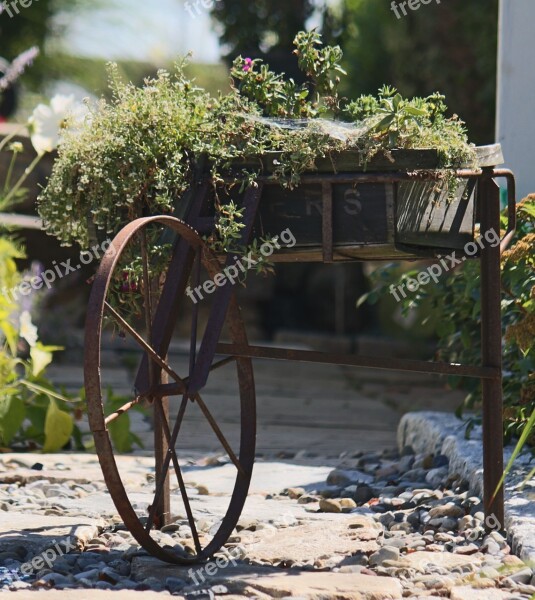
[194,394,246,478]
[154,398,202,554]
[104,301,185,392]
[105,396,143,426]
[150,356,237,398]
[189,249,201,377]
[145,392,189,532]
[141,229,155,387]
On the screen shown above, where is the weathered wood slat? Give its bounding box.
[229,144,502,174]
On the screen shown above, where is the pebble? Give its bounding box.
[369,546,400,565]
[506,567,533,584]
[166,576,187,593]
[1,447,532,600]
[319,498,342,513]
[287,487,305,499]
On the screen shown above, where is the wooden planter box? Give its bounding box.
[223,144,504,261]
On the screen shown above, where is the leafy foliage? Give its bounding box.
[0,237,83,451]
[346,86,475,168]
[362,196,535,445]
[39,32,476,253]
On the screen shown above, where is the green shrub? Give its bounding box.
[362,195,535,445]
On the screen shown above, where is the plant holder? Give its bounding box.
[84,143,516,564]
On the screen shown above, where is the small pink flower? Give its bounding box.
[243,58,253,72]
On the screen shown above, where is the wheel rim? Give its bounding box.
[85,216,256,564]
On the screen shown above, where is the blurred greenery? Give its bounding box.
[212,0,314,59]
[212,0,498,144]
[333,0,499,144]
[0,0,93,86]
[1,0,229,116]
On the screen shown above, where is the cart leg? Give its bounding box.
[154,389,170,528]
[479,175,505,531]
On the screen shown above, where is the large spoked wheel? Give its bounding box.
[85,216,256,564]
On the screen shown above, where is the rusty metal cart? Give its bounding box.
[84,144,516,564]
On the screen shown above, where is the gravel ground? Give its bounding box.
[1,446,534,599]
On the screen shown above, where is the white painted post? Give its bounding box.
[496,0,535,200]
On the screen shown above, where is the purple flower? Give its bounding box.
[243,58,253,72]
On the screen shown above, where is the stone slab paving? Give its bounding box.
[399,412,535,568]
[2,445,535,599]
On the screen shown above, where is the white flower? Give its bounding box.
[19,311,38,347]
[28,95,87,155]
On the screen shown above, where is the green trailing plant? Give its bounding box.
[361,195,535,452]
[0,235,81,452]
[38,31,477,255]
[0,101,145,453]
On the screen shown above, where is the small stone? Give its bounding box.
[236,518,257,531]
[432,455,449,468]
[94,581,114,590]
[375,464,399,479]
[320,487,343,499]
[459,515,476,532]
[401,445,415,456]
[427,516,458,530]
[480,538,501,555]
[99,567,121,584]
[339,565,365,573]
[196,485,209,496]
[31,463,44,471]
[319,498,342,513]
[74,569,100,582]
[38,573,71,586]
[351,484,376,504]
[142,576,163,591]
[161,524,180,533]
[478,567,500,579]
[502,555,524,567]
[426,467,448,487]
[506,567,533,584]
[378,512,396,527]
[454,544,479,555]
[326,469,370,486]
[297,494,318,504]
[429,502,464,519]
[211,584,228,594]
[369,546,400,566]
[339,498,357,510]
[287,487,305,499]
[166,576,187,593]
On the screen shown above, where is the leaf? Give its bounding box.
[404,106,427,117]
[374,114,395,132]
[42,398,74,452]
[30,343,58,377]
[492,408,535,502]
[519,202,535,219]
[0,397,25,445]
[108,411,132,453]
[21,379,78,404]
[0,320,18,355]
